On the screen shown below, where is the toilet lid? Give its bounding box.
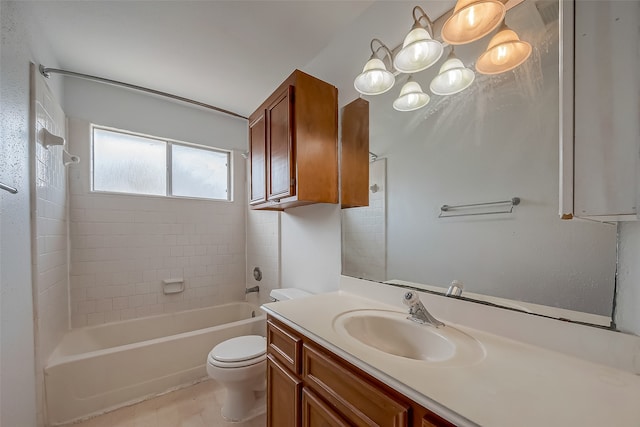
[210,335,266,363]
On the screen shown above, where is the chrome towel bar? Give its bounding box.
[0,182,18,194]
[439,197,520,218]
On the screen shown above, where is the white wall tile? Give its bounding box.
[246,206,281,305]
[31,73,70,413]
[67,120,247,326]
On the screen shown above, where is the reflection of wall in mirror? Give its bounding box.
[342,159,386,281]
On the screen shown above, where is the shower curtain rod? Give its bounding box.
[39,65,248,120]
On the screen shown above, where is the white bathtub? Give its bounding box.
[45,302,265,425]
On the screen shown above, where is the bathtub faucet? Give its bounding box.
[245,286,259,294]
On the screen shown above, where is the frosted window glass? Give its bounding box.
[172,144,229,200]
[93,128,166,196]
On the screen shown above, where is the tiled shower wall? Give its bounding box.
[341,158,386,281]
[32,68,69,427]
[246,209,280,305]
[32,72,69,360]
[67,118,246,327]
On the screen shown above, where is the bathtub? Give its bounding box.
[45,302,265,425]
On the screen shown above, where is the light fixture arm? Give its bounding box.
[369,38,394,71]
[412,6,435,35]
[447,46,456,59]
[495,20,509,33]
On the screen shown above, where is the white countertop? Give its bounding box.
[262,290,640,427]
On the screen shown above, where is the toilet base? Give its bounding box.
[221,390,266,422]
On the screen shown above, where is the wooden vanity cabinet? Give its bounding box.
[266,316,456,427]
[249,70,338,210]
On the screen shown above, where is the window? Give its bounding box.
[92,126,230,201]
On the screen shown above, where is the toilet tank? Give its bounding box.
[269,288,312,302]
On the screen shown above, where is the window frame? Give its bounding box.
[91,124,232,202]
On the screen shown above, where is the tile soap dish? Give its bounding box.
[163,278,185,294]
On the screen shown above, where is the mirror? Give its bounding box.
[341,0,618,326]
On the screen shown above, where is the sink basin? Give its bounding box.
[333,310,485,366]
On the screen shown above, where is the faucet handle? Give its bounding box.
[446,280,464,297]
[402,291,419,306]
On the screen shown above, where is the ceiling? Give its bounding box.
[23,1,458,119]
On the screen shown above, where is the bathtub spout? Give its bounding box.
[245,286,259,294]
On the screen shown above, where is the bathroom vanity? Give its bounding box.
[262,278,640,427]
[266,316,454,427]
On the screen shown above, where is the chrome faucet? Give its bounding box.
[245,285,259,294]
[402,291,444,328]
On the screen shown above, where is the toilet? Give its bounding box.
[206,288,311,421]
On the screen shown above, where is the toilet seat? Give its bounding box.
[208,335,266,368]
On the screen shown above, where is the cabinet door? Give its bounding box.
[267,355,302,427]
[267,85,295,201]
[302,388,350,427]
[249,113,267,205]
[571,0,640,219]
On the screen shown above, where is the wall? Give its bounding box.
[32,69,69,427]
[63,79,248,327]
[63,78,247,151]
[281,203,341,294]
[0,2,63,426]
[616,222,640,335]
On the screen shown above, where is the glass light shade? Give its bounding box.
[354,58,395,95]
[393,81,430,112]
[393,27,444,73]
[441,0,506,45]
[430,57,475,96]
[476,28,532,75]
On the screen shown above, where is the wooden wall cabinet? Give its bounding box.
[340,98,370,209]
[266,316,456,427]
[560,0,640,221]
[249,70,338,210]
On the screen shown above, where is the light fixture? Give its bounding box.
[429,49,475,96]
[393,78,430,112]
[476,22,532,75]
[441,0,506,45]
[354,38,395,95]
[393,6,443,74]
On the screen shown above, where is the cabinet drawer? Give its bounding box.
[421,416,455,427]
[267,319,302,374]
[303,343,409,427]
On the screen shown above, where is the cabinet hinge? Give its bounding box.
[290,178,296,187]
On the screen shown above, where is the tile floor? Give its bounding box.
[63,380,266,427]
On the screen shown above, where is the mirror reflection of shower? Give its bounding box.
[341,156,386,282]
